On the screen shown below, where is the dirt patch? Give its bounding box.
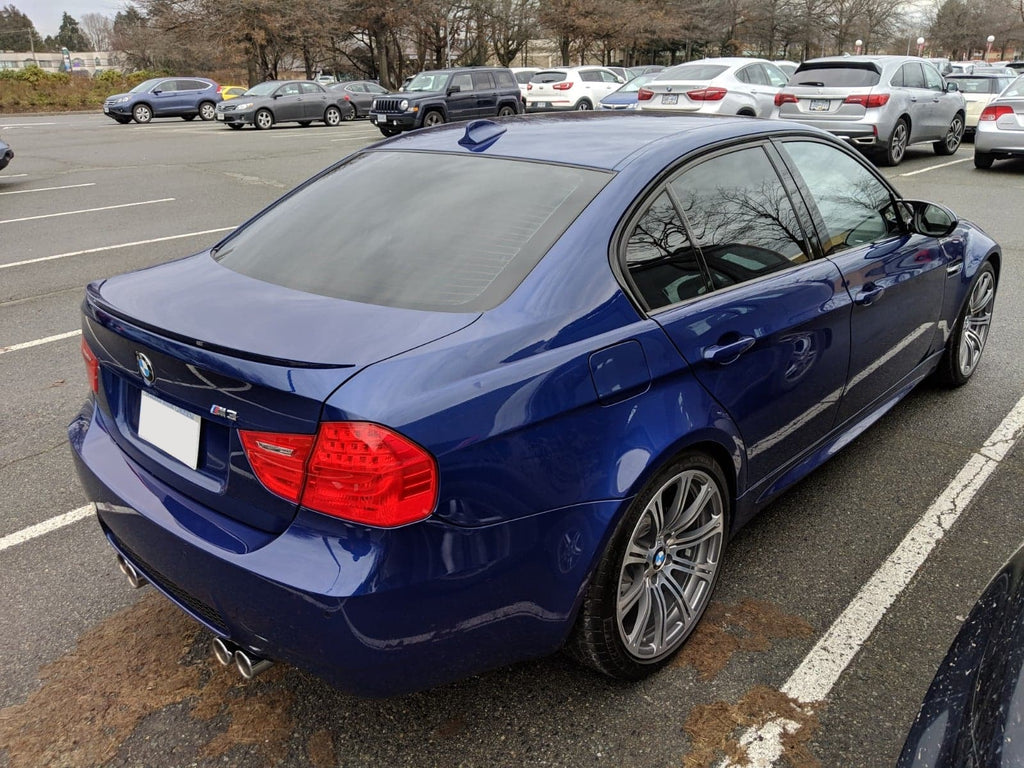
[683,686,822,768]
[674,598,815,680]
[0,594,302,768]
[307,729,336,768]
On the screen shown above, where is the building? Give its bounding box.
[0,51,120,75]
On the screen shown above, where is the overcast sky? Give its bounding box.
[19,0,124,39]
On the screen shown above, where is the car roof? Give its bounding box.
[365,112,828,171]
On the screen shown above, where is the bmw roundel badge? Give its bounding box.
[136,352,155,385]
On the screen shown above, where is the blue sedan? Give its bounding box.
[69,113,1000,696]
[0,136,12,171]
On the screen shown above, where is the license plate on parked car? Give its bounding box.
[138,391,201,469]
[216,113,223,120]
[809,99,830,112]
[661,94,678,105]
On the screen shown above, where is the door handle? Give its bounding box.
[703,336,756,364]
[855,284,885,305]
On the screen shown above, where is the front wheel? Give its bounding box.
[497,105,516,117]
[323,106,342,126]
[254,109,274,130]
[422,110,445,128]
[881,117,909,166]
[934,113,964,155]
[934,262,996,387]
[198,101,217,121]
[132,104,152,124]
[567,451,728,679]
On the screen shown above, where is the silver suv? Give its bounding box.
[772,56,966,166]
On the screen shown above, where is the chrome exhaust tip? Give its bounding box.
[115,553,148,589]
[234,649,273,679]
[211,636,237,667]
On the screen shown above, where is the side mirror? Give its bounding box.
[152,89,162,95]
[945,81,959,92]
[272,92,282,99]
[901,200,958,238]
[447,85,461,95]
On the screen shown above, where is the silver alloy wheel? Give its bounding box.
[615,468,724,660]
[424,111,444,127]
[945,115,964,152]
[958,270,995,377]
[199,101,216,121]
[576,100,592,110]
[255,109,273,130]
[890,121,908,163]
[133,104,152,124]
[498,105,515,117]
[325,106,341,126]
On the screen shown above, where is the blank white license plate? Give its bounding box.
[138,391,201,469]
[809,99,830,111]
[216,113,224,120]
[661,94,678,105]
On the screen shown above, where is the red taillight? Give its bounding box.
[80,336,98,394]
[687,86,727,101]
[843,93,890,108]
[980,104,1013,121]
[241,422,438,527]
[552,81,573,91]
[774,92,797,106]
[637,87,654,101]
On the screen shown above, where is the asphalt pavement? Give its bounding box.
[0,113,1022,768]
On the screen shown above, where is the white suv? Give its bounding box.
[526,67,625,112]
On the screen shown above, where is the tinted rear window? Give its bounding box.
[949,76,1010,94]
[515,71,537,84]
[214,152,610,312]
[656,64,728,81]
[533,71,568,83]
[792,63,881,87]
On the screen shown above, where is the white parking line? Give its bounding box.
[900,158,971,177]
[0,505,93,554]
[0,173,28,179]
[0,182,96,196]
[0,198,174,225]
[0,226,235,270]
[726,390,1024,767]
[0,122,57,129]
[0,330,81,355]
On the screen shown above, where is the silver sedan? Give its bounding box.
[974,75,1024,169]
[636,58,789,117]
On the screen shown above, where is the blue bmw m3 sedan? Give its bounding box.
[69,112,1000,696]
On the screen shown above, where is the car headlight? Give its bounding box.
[233,102,254,111]
[399,99,409,111]
[113,96,130,104]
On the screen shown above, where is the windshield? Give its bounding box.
[618,74,658,93]
[245,82,280,97]
[214,151,611,312]
[405,72,448,92]
[129,78,162,93]
[655,64,728,82]
[793,63,881,87]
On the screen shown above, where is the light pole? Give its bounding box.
[855,39,863,55]
[917,36,925,56]
[986,34,995,60]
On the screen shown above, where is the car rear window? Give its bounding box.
[514,71,537,84]
[533,71,568,83]
[655,64,728,81]
[950,76,1010,94]
[214,151,610,312]
[792,62,881,87]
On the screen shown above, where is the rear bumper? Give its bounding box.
[775,115,884,146]
[974,125,1024,154]
[69,399,617,696]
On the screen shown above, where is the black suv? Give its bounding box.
[370,67,522,136]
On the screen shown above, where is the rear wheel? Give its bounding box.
[132,104,152,124]
[574,99,593,111]
[379,127,400,137]
[934,113,964,155]
[227,123,243,130]
[880,117,909,166]
[497,105,516,117]
[254,109,274,130]
[324,106,342,126]
[198,101,217,121]
[934,262,996,387]
[567,450,728,679]
[342,104,356,121]
[974,151,994,169]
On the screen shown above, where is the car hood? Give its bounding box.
[89,251,481,368]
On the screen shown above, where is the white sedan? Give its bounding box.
[637,57,789,117]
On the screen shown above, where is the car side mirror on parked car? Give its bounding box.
[901,200,959,238]
[946,81,959,92]
[447,85,461,95]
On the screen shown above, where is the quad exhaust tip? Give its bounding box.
[115,553,148,589]
[234,648,274,679]
[211,636,237,667]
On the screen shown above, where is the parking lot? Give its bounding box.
[1,112,1023,767]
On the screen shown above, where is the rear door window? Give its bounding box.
[472,71,495,90]
[922,64,944,91]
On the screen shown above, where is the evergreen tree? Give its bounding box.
[0,4,43,51]
[56,11,90,51]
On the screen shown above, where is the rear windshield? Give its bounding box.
[515,70,537,84]
[655,64,728,81]
[792,63,881,87]
[532,71,568,83]
[949,76,1012,94]
[214,152,610,312]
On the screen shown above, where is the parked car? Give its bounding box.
[775,60,799,77]
[70,113,999,697]
[510,66,541,101]
[217,85,248,100]
[103,77,222,124]
[599,73,660,110]
[214,80,347,130]
[628,65,665,76]
[899,543,1024,767]
[526,66,625,112]
[370,67,521,136]
[974,74,1024,168]
[772,56,966,165]
[1005,61,1024,73]
[637,57,789,117]
[326,80,389,119]
[0,136,12,171]
[947,72,1017,135]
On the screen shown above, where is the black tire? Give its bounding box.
[934,112,964,155]
[574,99,593,111]
[880,117,910,166]
[497,105,516,117]
[566,450,729,680]
[182,115,196,121]
[934,262,996,387]
[113,116,131,124]
[228,123,243,130]
[198,101,217,121]
[422,110,445,128]
[298,120,312,127]
[974,151,994,169]
[324,106,342,126]
[737,109,756,117]
[343,104,356,121]
[379,127,400,137]
[254,109,274,130]
[132,103,152,124]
